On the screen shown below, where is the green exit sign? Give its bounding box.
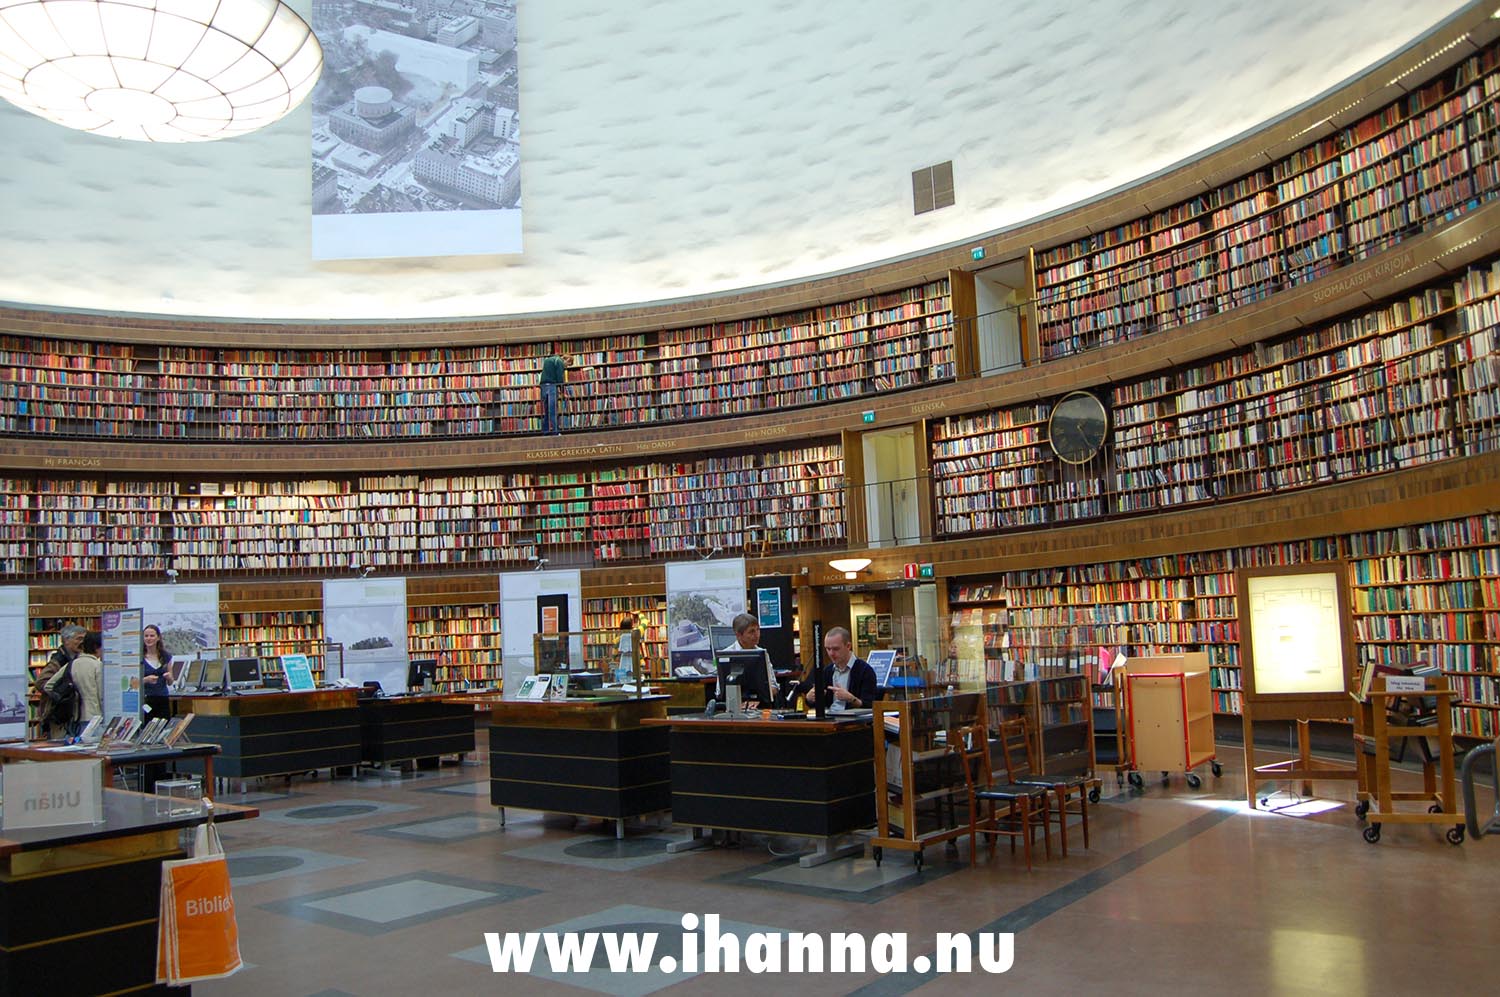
[970,246,985,261]
[919,563,935,579]
[861,411,876,424]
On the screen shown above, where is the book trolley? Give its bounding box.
[870,689,987,869]
[1353,672,1464,844]
[1110,653,1222,789]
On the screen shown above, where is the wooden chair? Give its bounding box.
[948,720,1051,870]
[993,714,1091,857]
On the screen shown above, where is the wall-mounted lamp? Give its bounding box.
[531,557,549,571]
[165,567,179,584]
[828,557,873,580]
[360,565,374,578]
[699,545,723,561]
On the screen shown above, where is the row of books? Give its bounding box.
[1032,42,1500,358]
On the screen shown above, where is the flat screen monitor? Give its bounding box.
[227,657,262,689]
[408,658,437,690]
[199,659,225,691]
[180,658,207,691]
[715,648,774,708]
[709,625,736,652]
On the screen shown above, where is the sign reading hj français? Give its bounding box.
[1,758,104,830]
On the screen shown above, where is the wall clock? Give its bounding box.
[1048,391,1109,465]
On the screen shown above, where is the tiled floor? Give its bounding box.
[195,736,1499,996]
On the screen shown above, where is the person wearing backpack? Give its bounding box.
[44,630,104,739]
[34,623,84,735]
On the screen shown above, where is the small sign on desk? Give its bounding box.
[1,758,104,830]
[1384,675,1426,694]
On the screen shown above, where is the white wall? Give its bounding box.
[0,0,1466,321]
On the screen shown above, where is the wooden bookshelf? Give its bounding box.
[1032,41,1500,360]
[940,512,1500,736]
[0,281,953,444]
[0,440,844,578]
[933,257,1500,535]
[582,594,666,676]
[407,575,501,689]
[218,582,326,680]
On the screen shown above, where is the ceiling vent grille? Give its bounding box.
[912,161,955,214]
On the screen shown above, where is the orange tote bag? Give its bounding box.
[156,821,243,984]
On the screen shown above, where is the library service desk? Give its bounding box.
[479,695,671,838]
[642,712,877,867]
[172,688,362,781]
[357,692,476,767]
[0,790,257,996]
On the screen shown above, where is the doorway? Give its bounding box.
[861,425,920,547]
[974,257,1027,375]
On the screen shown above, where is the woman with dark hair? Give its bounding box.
[141,623,174,721]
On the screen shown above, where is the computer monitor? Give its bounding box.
[708,625,735,652]
[407,658,437,691]
[199,658,225,691]
[180,658,207,691]
[227,657,262,689]
[715,648,774,708]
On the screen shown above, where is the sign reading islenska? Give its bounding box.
[310,2,522,260]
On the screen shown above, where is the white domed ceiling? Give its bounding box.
[0,0,1471,321]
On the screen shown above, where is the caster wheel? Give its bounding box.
[872,846,882,867]
[1447,826,1465,846]
[1362,824,1381,844]
[1211,761,1223,778]
[913,852,924,871]
[1354,800,1369,820]
[1260,798,1270,807]
[1161,771,1170,786]
[1088,787,1101,804]
[1115,774,1125,788]
[1428,804,1442,814]
[1185,773,1202,789]
[1127,771,1144,789]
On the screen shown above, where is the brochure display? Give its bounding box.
[1236,564,1359,808]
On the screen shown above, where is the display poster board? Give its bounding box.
[499,570,581,696]
[665,558,746,677]
[1235,563,1358,808]
[1239,567,1352,702]
[324,577,409,692]
[100,608,144,722]
[126,584,220,661]
[0,586,27,740]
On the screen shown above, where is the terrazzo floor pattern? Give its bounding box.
[193,735,1500,996]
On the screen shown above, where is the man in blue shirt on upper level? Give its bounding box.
[540,346,568,435]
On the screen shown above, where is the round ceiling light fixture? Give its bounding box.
[0,0,323,142]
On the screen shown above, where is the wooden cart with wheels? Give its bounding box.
[1353,673,1463,844]
[871,692,987,869]
[1110,654,1221,792]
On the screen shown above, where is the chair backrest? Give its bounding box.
[992,716,1037,782]
[947,721,992,792]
